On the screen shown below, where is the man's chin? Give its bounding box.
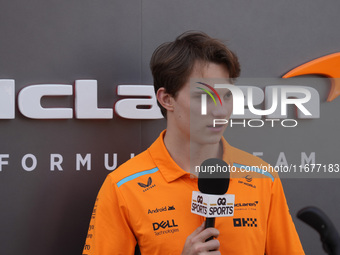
[190,134,222,146]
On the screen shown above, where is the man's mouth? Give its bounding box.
[207,124,226,130]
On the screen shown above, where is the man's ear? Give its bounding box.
[156,88,174,112]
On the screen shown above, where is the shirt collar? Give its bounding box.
[221,136,234,167]
[148,130,234,183]
[148,130,188,183]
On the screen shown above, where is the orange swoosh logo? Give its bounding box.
[282,52,340,102]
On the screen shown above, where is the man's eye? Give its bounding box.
[224,92,232,98]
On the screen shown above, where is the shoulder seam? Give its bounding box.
[116,167,159,187]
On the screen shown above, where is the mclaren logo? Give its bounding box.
[138,177,156,192]
[283,52,340,102]
[234,201,258,211]
[1,53,338,120]
[245,175,252,182]
[235,201,258,207]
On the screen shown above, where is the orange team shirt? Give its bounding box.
[83,130,304,255]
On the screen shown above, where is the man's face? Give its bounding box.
[171,62,233,145]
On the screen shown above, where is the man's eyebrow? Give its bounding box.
[192,90,205,94]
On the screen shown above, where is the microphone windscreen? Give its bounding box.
[198,158,230,195]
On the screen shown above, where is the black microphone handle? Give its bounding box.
[205,217,216,242]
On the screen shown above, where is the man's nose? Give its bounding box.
[211,103,231,118]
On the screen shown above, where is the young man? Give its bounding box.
[83,32,305,254]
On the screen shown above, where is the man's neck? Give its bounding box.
[163,129,223,174]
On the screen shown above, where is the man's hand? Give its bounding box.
[181,222,221,255]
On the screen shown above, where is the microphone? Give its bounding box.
[191,158,234,241]
[298,206,340,255]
